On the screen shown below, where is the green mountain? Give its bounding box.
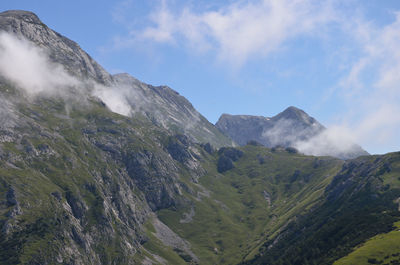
[0,10,400,265]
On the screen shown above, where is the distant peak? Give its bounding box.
[273,106,309,121]
[283,106,304,114]
[0,10,42,24]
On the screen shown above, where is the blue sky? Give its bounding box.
[1,0,400,154]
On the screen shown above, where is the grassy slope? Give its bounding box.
[246,152,400,265]
[334,222,400,265]
[334,155,400,265]
[157,145,343,264]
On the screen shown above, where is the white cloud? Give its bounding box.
[262,118,319,146]
[330,11,400,154]
[92,85,132,116]
[0,32,79,97]
[294,125,362,158]
[128,0,336,66]
[0,32,135,117]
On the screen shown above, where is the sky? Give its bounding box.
[1,0,400,155]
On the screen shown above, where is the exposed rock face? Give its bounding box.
[216,106,368,159]
[112,73,235,148]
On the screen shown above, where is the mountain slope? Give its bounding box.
[244,152,400,265]
[0,10,233,149]
[334,221,400,265]
[216,106,368,159]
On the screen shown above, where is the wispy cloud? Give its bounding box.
[327,11,400,154]
[118,0,336,66]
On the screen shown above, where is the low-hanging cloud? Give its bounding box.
[294,126,363,158]
[262,118,322,147]
[260,118,367,159]
[0,32,80,97]
[92,84,133,116]
[0,32,135,117]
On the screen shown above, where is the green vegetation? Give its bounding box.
[334,221,400,265]
[157,145,343,264]
[245,153,400,265]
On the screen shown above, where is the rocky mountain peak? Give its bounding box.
[0,10,41,24]
[273,106,319,126]
[0,10,112,84]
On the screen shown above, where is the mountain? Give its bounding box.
[216,106,369,159]
[0,10,233,149]
[0,10,399,265]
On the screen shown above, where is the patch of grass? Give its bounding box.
[334,221,400,265]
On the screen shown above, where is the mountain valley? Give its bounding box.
[0,10,399,265]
